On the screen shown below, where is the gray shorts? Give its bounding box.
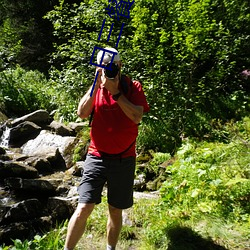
[77,154,136,209]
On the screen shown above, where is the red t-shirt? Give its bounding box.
[88,76,150,157]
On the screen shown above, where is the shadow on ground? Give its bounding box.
[166,226,228,250]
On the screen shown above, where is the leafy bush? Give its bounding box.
[0,66,55,116]
[0,221,66,250]
[160,117,250,221]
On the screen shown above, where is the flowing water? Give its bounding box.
[0,126,10,148]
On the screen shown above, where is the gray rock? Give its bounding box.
[21,130,77,168]
[68,121,88,133]
[49,120,74,136]
[32,216,53,232]
[4,178,58,195]
[25,156,53,174]
[1,199,42,224]
[47,196,76,221]
[11,109,51,127]
[0,222,32,245]
[134,173,146,190]
[0,161,38,179]
[9,121,41,147]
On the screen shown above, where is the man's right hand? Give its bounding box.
[95,67,103,89]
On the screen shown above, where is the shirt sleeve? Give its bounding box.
[129,80,150,112]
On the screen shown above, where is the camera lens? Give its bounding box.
[104,63,119,79]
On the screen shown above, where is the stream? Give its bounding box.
[0,126,10,148]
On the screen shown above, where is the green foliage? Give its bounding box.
[0,221,67,250]
[43,0,250,152]
[0,66,55,116]
[137,119,182,154]
[0,18,23,70]
[129,0,249,149]
[73,127,90,163]
[45,0,113,121]
[139,118,250,249]
[160,118,250,222]
[149,152,171,168]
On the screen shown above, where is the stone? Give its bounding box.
[49,120,74,136]
[4,178,58,196]
[0,124,11,148]
[0,206,9,224]
[47,197,76,221]
[68,121,88,133]
[25,156,53,174]
[0,161,38,179]
[21,130,77,168]
[66,161,84,177]
[11,109,51,127]
[0,154,10,161]
[1,199,42,224]
[134,173,146,191]
[0,222,32,245]
[32,216,53,233]
[45,148,67,170]
[9,121,41,147]
[67,186,78,198]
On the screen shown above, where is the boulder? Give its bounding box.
[134,173,146,191]
[11,109,51,127]
[21,130,77,168]
[68,121,88,133]
[1,199,43,224]
[0,222,32,245]
[49,121,74,136]
[32,216,53,233]
[25,156,53,174]
[4,178,59,196]
[9,121,41,147]
[47,197,76,221]
[0,161,38,179]
[66,161,84,177]
[0,110,88,245]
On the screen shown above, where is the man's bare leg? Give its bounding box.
[107,204,123,249]
[64,203,95,250]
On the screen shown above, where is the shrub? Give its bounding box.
[0,66,55,116]
[160,124,250,221]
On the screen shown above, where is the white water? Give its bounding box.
[0,126,10,148]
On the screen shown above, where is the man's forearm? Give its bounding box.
[77,86,97,119]
[116,95,143,124]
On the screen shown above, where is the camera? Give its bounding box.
[104,63,119,79]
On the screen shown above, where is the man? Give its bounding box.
[64,47,149,250]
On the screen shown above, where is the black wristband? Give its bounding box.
[112,92,122,101]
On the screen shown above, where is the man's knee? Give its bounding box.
[108,204,122,218]
[74,203,95,219]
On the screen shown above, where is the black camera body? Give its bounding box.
[104,63,119,79]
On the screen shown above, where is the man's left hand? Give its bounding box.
[101,74,120,95]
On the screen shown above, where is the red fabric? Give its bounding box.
[88,76,150,158]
